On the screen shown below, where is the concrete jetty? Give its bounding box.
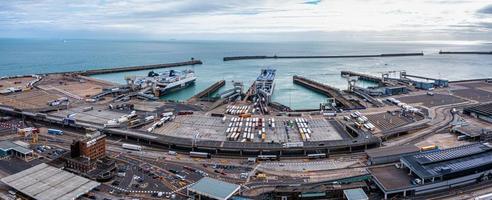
[43,60,203,76]
[341,71,383,84]
[439,51,492,55]
[293,75,355,109]
[188,80,225,102]
[223,53,424,61]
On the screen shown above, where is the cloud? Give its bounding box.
[0,0,491,41]
[478,4,492,14]
[304,0,322,5]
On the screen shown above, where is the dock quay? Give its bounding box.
[293,75,358,109]
[341,71,383,84]
[223,53,423,61]
[269,101,293,112]
[439,51,492,55]
[46,60,203,76]
[188,80,225,102]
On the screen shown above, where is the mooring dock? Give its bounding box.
[52,60,203,76]
[223,52,424,61]
[341,71,383,84]
[188,80,225,102]
[293,75,356,109]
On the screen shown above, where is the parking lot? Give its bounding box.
[398,93,466,107]
[153,115,227,141]
[367,111,417,131]
[153,115,344,143]
[109,162,174,196]
[452,88,492,103]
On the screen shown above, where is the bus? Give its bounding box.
[122,143,142,151]
[47,129,63,135]
[307,153,327,159]
[257,155,278,161]
[190,151,211,159]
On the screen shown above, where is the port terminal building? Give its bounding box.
[365,144,420,165]
[369,143,492,199]
[0,140,33,161]
[464,102,492,123]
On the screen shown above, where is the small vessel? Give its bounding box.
[133,69,196,96]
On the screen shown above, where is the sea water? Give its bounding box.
[1,39,491,109]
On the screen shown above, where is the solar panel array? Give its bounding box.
[414,143,489,165]
[426,151,492,176]
[465,102,492,116]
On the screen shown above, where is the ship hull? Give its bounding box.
[158,78,196,96]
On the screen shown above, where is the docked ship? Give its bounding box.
[254,69,276,104]
[131,69,196,96]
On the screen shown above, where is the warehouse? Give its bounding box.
[1,163,100,200]
[463,103,492,123]
[365,144,420,165]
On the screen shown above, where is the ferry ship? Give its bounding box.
[255,69,276,103]
[134,69,196,96]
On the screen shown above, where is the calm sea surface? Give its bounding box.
[0,39,491,109]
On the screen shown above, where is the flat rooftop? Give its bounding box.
[368,165,413,191]
[401,143,492,179]
[0,163,100,200]
[366,144,419,159]
[188,177,240,200]
[453,125,489,137]
[343,188,368,200]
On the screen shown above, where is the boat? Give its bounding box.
[255,69,276,103]
[134,69,196,96]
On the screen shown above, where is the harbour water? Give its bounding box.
[1,39,491,109]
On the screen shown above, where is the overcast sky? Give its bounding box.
[1,0,492,41]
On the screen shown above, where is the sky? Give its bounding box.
[1,0,492,41]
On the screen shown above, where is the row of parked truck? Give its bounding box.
[226,116,275,142]
[225,105,251,115]
[294,118,312,141]
[346,111,376,131]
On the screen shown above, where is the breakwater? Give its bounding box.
[223,53,424,61]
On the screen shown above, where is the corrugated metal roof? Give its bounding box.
[0,163,100,200]
[188,177,240,200]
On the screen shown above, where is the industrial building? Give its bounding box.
[0,163,100,200]
[365,144,420,165]
[187,177,240,200]
[0,140,33,161]
[369,143,492,199]
[401,72,449,89]
[463,103,492,123]
[64,132,109,174]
